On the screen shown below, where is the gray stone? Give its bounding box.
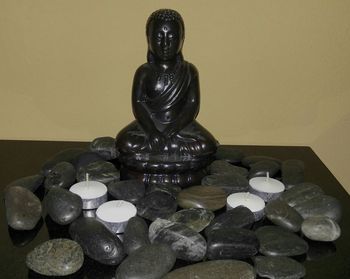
[5,186,42,230]
[301,217,341,241]
[44,187,82,225]
[137,191,177,221]
[281,159,305,189]
[26,239,84,276]
[77,161,120,184]
[69,217,125,265]
[201,174,249,194]
[146,183,182,197]
[215,146,245,164]
[149,218,207,261]
[163,260,255,279]
[248,160,280,179]
[108,179,145,204]
[254,256,306,279]
[123,216,150,255]
[293,194,342,222]
[168,208,214,232]
[280,182,324,207]
[242,155,281,168]
[115,244,176,279]
[74,151,105,170]
[264,199,303,232]
[256,226,308,256]
[209,160,248,177]
[90,136,119,160]
[6,174,44,192]
[44,161,76,191]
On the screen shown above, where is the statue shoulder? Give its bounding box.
[186,62,199,78]
[133,63,152,80]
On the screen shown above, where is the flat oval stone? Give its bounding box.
[209,160,248,177]
[207,228,259,260]
[90,136,119,160]
[242,155,281,168]
[108,179,145,204]
[205,206,255,237]
[281,159,305,189]
[163,260,255,279]
[168,208,214,232]
[248,160,280,179]
[6,174,44,193]
[74,151,105,170]
[215,146,245,164]
[254,256,306,279]
[5,186,42,230]
[149,218,207,261]
[26,239,84,276]
[280,182,324,207]
[294,194,342,222]
[136,191,177,221]
[76,161,120,184]
[146,183,182,198]
[256,226,308,256]
[301,217,341,241]
[44,187,82,225]
[44,161,76,191]
[115,244,176,279]
[69,217,125,265]
[177,185,226,211]
[264,199,303,232]
[123,216,150,255]
[201,174,249,194]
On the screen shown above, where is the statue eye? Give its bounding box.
[168,33,174,39]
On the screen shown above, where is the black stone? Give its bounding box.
[8,219,43,247]
[44,188,82,225]
[205,206,255,237]
[256,226,309,256]
[115,244,176,279]
[6,174,44,193]
[207,228,259,260]
[90,136,119,160]
[201,174,249,194]
[242,155,281,168]
[168,208,214,232]
[280,182,324,207]
[215,146,245,164]
[123,216,150,255]
[146,183,182,198]
[44,161,76,191]
[69,217,125,265]
[282,159,305,189]
[76,161,120,184]
[108,179,145,204]
[248,160,280,179]
[208,160,248,177]
[74,151,105,170]
[136,191,177,221]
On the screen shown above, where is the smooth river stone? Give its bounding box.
[242,155,282,168]
[205,206,255,237]
[44,161,76,191]
[280,182,324,207]
[69,217,125,265]
[6,174,44,193]
[248,160,280,179]
[256,226,308,256]
[44,187,82,225]
[136,191,177,221]
[149,219,207,261]
[168,208,215,232]
[301,217,341,241]
[163,260,255,279]
[177,185,226,211]
[90,136,119,160]
[209,160,248,177]
[293,194,342,222]
[207,228,259,260]
[26,239,84,276]
[115,244,176,279]
[201,174,249,194]
[108,179,145,204]
[254,256,306,279]
[123,216,150,255]
[264,199,303,232]
[215,145,245,164]
[74,151,105,170]
[5,186,42,230]
[146,183,182,197]
[76,161,120,184]
[281,159,305,189]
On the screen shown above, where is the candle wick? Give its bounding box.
[86,173,89,190]
[266,172,270,182]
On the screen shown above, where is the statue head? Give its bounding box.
[146,9,185,63]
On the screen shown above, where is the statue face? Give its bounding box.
[148,20,184,61]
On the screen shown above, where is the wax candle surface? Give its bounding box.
[227,192,265,212]
[249,176,285,193]
[70,181,107,199]
[96,200,137,223]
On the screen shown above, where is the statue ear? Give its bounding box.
[147,50,155,63]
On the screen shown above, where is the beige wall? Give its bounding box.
[1,1,349,192]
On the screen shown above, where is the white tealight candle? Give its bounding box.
[69,174,107,209]
[227,192,265,221]
[96,200,137,233]
[249,172,285,202]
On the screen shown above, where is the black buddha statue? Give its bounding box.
[116,9,218,186]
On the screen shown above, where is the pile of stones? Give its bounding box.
[4,138,342,278]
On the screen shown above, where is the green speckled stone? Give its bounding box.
[26,238,84,276]
[168,208,214,232]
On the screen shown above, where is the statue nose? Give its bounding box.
[162,36,170,48]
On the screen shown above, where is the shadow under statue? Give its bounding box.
[116,9,218,187]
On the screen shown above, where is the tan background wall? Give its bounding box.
[1,1,349,193]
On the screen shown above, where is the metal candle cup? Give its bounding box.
[249,173,285,202]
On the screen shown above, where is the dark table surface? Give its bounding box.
[0,140,349,278]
